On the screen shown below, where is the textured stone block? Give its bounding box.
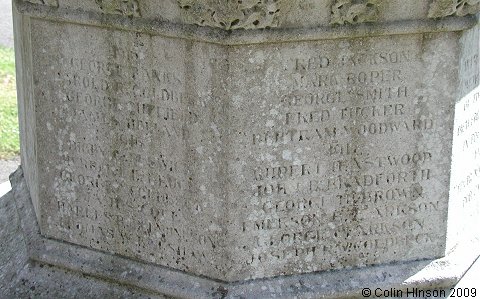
[11,0,480,295]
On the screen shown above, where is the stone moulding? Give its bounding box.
[176,0,292,30]
[429,0,480,18]
[13,0,478,45]
[24,0,58,7]
[330,0,381,25]
[95,0,141,17]
[8,167,480,298]
[19,0,480,25]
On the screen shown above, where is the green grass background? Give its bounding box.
[0,46,19,159]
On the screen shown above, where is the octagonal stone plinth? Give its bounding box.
[10,0,480,295]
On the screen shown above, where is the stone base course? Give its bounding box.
[2,167,478,298]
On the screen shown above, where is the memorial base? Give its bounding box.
[1,167,479,299]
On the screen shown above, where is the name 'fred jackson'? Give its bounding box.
[295,50,413,71]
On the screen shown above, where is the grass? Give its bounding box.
[0,46,19,159]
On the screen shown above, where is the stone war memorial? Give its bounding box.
[1,0,480,298]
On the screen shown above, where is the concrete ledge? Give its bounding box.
[7,167,480,298]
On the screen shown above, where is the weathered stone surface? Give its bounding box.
[9,0,480,296]
[19,19,467,282]
[330,0,381,25]
[0,169,165,299]
[24,0,58,7]
[95,0,141,17]
[177,0,293,30]
[2,167,479,298]
[429,0,480,18]
[446,25,480,253]
[15,0,480,30]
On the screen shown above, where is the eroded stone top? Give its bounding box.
[19,0,480,31]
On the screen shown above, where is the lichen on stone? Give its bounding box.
[428,0,480,18]
[330,0,380,25]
